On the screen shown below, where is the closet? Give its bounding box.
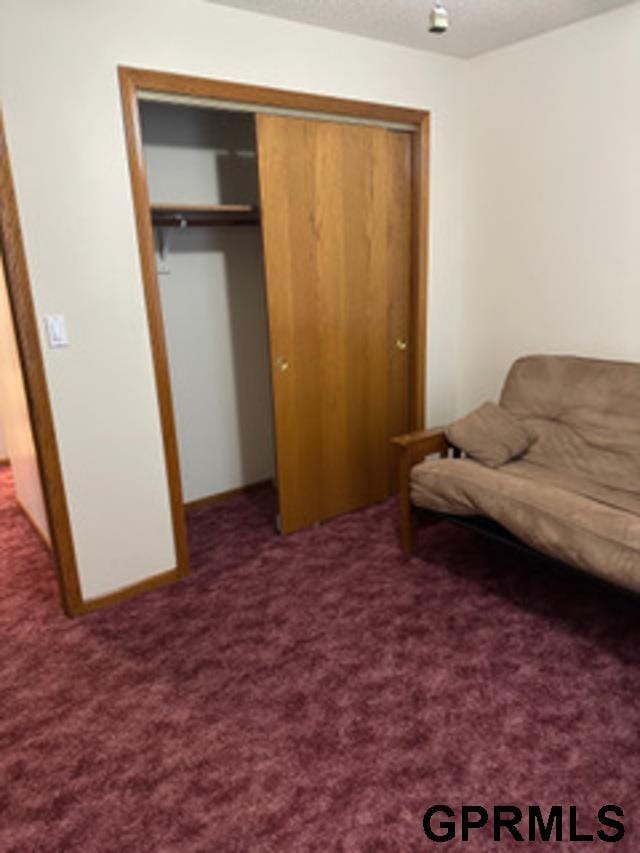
[132,78,424,537]
[140,103,276,513]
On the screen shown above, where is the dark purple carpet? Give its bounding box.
[1,464,639,851]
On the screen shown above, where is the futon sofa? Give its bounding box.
[393,355,640,594]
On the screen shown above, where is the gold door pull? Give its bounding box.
[275,356,290,372]
[395,338,408,351]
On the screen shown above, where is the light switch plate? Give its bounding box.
[44,314,69,348]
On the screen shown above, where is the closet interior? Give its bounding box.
[140,101,276,510]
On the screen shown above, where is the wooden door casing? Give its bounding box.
[257,115,412,533]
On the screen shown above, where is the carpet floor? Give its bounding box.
[1,465,639,851]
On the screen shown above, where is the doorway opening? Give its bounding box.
[0,249,60,616]
[0,250,51,545]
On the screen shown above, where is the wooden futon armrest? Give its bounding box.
[391,428,450,465]
[391,427,453,557]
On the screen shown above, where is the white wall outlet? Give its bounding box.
[44,314,69,348]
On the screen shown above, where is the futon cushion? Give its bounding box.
[500,355,640,493]
[410,457,640,593]
[445,402,535,468]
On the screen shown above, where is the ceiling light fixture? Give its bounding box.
[429,3,449,34]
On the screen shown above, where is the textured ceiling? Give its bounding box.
[207,0,636,58]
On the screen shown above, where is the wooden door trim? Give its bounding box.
[410,114,430,429]
[119,69,191,586]
[120,67,428,127]
[118,65,428,561]
[0,110,84,616]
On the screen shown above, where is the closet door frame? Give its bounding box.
[119,65,429,571]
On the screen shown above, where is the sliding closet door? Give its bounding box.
[257,115,412,533]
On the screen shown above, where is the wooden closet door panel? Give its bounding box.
[257,115,412,533]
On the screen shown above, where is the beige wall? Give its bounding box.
[0,0,467,600]
[0,257,50,541]
[458,3,640,411]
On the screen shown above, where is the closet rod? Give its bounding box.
[138,90,416,133]
[151,204,260,228]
